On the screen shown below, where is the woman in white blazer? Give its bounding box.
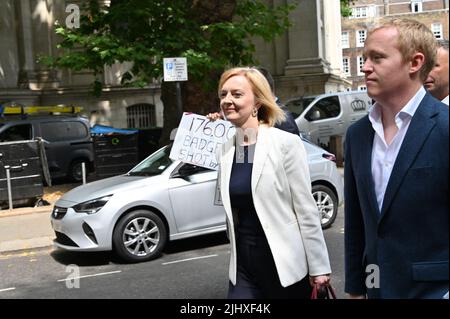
[209,67,331,299]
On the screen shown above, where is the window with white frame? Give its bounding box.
[343,57,350,76]
[351,6,368,19]
[357,56,365,76]
[127,104,156,128]
[342,31,350,49]
[356,30,367,47]
[358,85,367,91]
[431,23,443,39]
[411,0,422,13]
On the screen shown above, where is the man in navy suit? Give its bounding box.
[344,19,449,299]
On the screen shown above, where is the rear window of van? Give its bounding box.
[40,121,88,142]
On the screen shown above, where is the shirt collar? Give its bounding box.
[369,87,426,127]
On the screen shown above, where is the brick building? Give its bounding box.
[341,0,449,91]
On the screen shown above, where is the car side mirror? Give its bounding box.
[173,164,198,179]
[308,110,321,121]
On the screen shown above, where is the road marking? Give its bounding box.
[162,254,218,265]
[0,287,16,293]
[57,270,122,282]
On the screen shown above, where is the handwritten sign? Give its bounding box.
[170,113,235,170]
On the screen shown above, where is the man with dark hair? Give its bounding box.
[424,39,449,105]
[256,66,300,135]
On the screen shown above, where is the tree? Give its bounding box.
[340,0,354,17]
[40,0,295,144]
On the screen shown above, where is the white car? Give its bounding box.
[51,139,343,262]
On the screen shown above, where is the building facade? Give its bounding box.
[341,0,449,91]
[0,0,348,128]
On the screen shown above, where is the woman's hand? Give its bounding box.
[309,274,331,287]
[206,112,222,121]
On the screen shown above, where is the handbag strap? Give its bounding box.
[311,285,337,299]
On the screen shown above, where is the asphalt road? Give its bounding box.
[0,206,345,300]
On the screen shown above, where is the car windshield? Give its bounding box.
[286,96,316,118]
[127,145,173,176]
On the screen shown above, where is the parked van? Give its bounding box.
[0,114,94,182]
[285,91,372,149]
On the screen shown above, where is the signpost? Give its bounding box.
[163,57,188,121]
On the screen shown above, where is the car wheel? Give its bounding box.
[68,160,85,182]
[113,210,167,263]
[312,184,338,229]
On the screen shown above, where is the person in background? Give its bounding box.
[424,39,449,105]
[209,67,331,298]
[344,19,448,299]
[256,66,300,135]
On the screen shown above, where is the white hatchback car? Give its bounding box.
[51,139,343,262]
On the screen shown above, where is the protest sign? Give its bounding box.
[169,112,235,170]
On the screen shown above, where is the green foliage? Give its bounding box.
[340,0,354,17]
[39,0,296,94]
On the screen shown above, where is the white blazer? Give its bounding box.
[218,125,331,287]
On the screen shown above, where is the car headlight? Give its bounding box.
[72,195,113,214]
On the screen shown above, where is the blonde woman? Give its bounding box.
[209,67,331,298]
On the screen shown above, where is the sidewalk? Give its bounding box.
[0,183,78,255]
[0,206,54,254]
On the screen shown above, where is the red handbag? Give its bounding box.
[311,285,337,299]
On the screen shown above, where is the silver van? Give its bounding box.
[285,91,372,149]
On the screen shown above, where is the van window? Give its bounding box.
[286,97,315,118]
[40,121,88,142]
[0,124,32,142]
[305,96,340,121]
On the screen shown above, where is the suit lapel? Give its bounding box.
[220,136,235,222]
[251,125,269,194]
[380,94,438,219]
[358,120,380,217]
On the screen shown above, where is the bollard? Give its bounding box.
[82,162,86,185]
[5,166,13,210]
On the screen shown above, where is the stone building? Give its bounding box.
[0,0,348,129]
[341,0,449,91]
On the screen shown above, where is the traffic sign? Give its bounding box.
[163,57,188,82]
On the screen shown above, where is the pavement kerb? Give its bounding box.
[0,205,54,218]
[0,237,55,256]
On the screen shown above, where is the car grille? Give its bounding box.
[52,206,67,220]
[54,231,79,247]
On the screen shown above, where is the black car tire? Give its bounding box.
[312,184,338,229]
[113,210,167,263]
[68,160,85,182]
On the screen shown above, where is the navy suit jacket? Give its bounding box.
[275,103,300,136]
[344,92,449,298]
